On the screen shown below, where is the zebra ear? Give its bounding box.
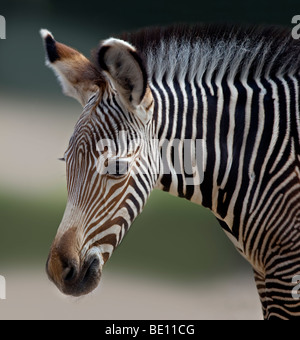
[40,29,104,106]
[98,38,153,122]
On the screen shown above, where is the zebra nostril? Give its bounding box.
[61,259,78,283]
[82,257,100,283]
[62,265,76,282]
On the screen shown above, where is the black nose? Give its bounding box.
[46,253,101,296]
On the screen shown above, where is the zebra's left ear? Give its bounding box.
[97,38,153,122]
[40,29,104,107]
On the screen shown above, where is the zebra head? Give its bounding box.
[41,30,157,296]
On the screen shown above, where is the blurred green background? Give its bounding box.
[1,0,300,284]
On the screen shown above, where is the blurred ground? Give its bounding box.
[0,268,262,320]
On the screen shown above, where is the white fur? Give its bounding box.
[39,28,54,39]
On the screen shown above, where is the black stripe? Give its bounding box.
[152,78,167,140]
[97,45,110,71]
[129,50,148,103]
[45,35,60,63]
[200,73,218,209]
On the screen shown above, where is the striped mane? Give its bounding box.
[120,24,300,82]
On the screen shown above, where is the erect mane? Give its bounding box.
[119,24,300,81]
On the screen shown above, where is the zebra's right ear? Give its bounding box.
[97,38,153,123]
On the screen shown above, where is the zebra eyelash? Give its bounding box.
[58,157,66,162]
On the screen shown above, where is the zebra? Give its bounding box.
[41,24,300,319]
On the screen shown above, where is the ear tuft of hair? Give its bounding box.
[40,29,60,63]
[40,28,54,40]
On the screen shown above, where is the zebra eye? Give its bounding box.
[106,159,129,177]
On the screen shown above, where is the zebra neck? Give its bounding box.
[150,74,252,231]
[150,70,300,233]
[151,76,208,204]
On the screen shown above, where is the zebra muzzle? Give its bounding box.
[46,228,102,296]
